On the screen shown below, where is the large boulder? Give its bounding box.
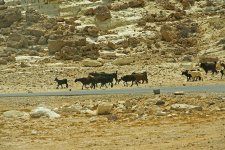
[26,26,46,37]
[25,9,42,23]
[0,8,22,28]
[82,58,103,67]
[94,5,112,21]
[30,106,60,119]
[112,57,134,66]
[0,0,5,5]
[48,40,66,55]
[83,26,99,37]
[96,103,113,115]
[6,33,28,49]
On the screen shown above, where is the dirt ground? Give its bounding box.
[0,94,225,150]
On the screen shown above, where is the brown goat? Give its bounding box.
[132,72,148,84]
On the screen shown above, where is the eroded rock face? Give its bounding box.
[48,40,66,55]
[0,8,22,28]
[56,46,81,61]
[6,33,28,49]
[160,25,177,42]
[94,5,112,21]
[128,0,145,8]
[48,36,86,55]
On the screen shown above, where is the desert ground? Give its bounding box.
[1,93,225,150]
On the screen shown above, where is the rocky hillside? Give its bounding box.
[0,0,225,66]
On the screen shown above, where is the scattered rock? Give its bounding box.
[155,100,165,106]
[170,104,202,111]
[129,0,145,8]
[60,104,83,113]
[38,36,47,45]
[20,62,31,68]
[94,5,112,21]
[106,114,118,121]
[3,110,30,120]
[0,58,7,65]
[83,26,99,37]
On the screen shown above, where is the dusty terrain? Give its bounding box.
[1,0,225,149]
[0,94,225,150]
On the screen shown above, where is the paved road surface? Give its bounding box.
[0,84,225,97]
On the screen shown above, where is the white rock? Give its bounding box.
[99,51,117,59]
[31,130,38,135]
[220,108,225,111]
[30,106,60,119]
[156,111,167,116]
[170,104,202,111]
[174,91,185,95]
[3,110,30,120]
[60,104,83,113]
[96,103,113,115]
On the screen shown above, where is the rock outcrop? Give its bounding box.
[0,8,22,28]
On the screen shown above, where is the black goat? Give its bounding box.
[181,70,192,81]
[93,75,113,88]
[75,76,95,90]
[54,77,68,89]
[119,75,138,87]
[220,69,225,79]
[89,71,118,85]
[200,62,217,75]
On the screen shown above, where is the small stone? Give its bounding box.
[174,91,184,95]
[31,130,38,135]
[156,111,167,116]
[155,100,165,106]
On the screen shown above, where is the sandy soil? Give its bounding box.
[0,94,225,150]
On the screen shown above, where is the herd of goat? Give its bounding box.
[54,62,225,90]
[55,71,148,90]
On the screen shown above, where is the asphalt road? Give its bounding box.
[0,84,225,97]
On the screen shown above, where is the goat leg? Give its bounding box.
[130,81,133,87]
